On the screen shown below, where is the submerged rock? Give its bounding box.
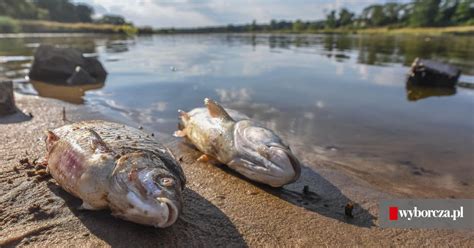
[408,58,461,87]
[0,79,16,116]
[28,45,107,85]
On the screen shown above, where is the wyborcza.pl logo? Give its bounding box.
[379,199,473,229]
[388,206,463,221]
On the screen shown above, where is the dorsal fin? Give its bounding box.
[204,98,233,121]
[87,128,110,153]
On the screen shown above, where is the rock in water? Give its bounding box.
[66,66,97,85]
[45,120,186,227]
[0,79,16,116]
[29,45,107,84]
[409,58,461,87]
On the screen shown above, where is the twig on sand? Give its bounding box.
[62,107,66,122]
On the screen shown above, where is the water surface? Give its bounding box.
[1,33,473,195]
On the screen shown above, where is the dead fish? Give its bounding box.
[45,120,186,228]
[175,98,301,187]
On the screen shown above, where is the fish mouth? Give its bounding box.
[269,146,301,183]
[156,197,179,228]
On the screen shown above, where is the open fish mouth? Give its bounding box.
[268,146,301,183]
[121,191,180,228]
[156,197,179,228]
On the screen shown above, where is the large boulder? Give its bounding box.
[28,45,107,85]
[0,79,16,116]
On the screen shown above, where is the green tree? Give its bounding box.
[292,19,305,32]
[361,5,387,26]
[338,8,354,26]
[35,0,78,22]
[325,10,337,28]
[409,0,441,26]
[0,0,48,19]
[248,19,257,31]
[97,15,126,25]
[383,3,403,24]
[75,4,93,23]
[270,19,278,30]
[453,0,474,23]
[435,0,458,25]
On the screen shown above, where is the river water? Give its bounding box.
[1,33,473,196]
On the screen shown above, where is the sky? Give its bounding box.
[72,0,405,28]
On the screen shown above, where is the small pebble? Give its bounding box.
[28,204,41,213]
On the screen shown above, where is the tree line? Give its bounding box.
[0,0,130,25]
[159,0,473,33]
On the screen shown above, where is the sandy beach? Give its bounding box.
[0,93,472,247]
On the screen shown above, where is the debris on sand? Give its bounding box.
[18,157,51,181]
[303,185,309,195]
[345,202,354,218]
[28,204,41,213]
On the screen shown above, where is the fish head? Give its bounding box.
[108,152,184,228]
[232,120,301,187]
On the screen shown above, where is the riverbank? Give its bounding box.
[0,18,137,35]
[155,25,474,35]
[0,93,472,247]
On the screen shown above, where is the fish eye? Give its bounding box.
[160,177,175,187]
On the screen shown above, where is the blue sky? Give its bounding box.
[73,0,406,28]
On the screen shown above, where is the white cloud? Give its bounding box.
[73,0,389,28]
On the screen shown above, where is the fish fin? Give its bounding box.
[178,109,190,121]
[173,129,187,138]
[87,129,110,153]
[46,131,59,152]
[204,98,233,121]
[197,154,211,163]
[78,202,100,211]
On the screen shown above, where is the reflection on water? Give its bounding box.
[31,80,104,104]
[406,80,456,101]
[1,33,474,194]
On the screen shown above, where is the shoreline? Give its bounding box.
[153,25,474,35]
[0,93,472,246]
[1,19,473,36]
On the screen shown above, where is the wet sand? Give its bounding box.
[0,94,473,247]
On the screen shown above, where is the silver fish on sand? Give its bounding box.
[45,120,186,228]
[174,98,301,187]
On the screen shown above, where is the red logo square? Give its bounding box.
[389,206,398,221]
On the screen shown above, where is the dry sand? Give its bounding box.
[0,94,473,247]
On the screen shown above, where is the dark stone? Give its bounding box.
[66,66,97,85]
[408,58,461,87]
[28,45,107,85]
[0,79,16,116]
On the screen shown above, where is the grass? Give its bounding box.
[0,16,20,33]
[355,25,474,35]
[260,25,474,35]
[19,20,137,35]
[1,19,137,35]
